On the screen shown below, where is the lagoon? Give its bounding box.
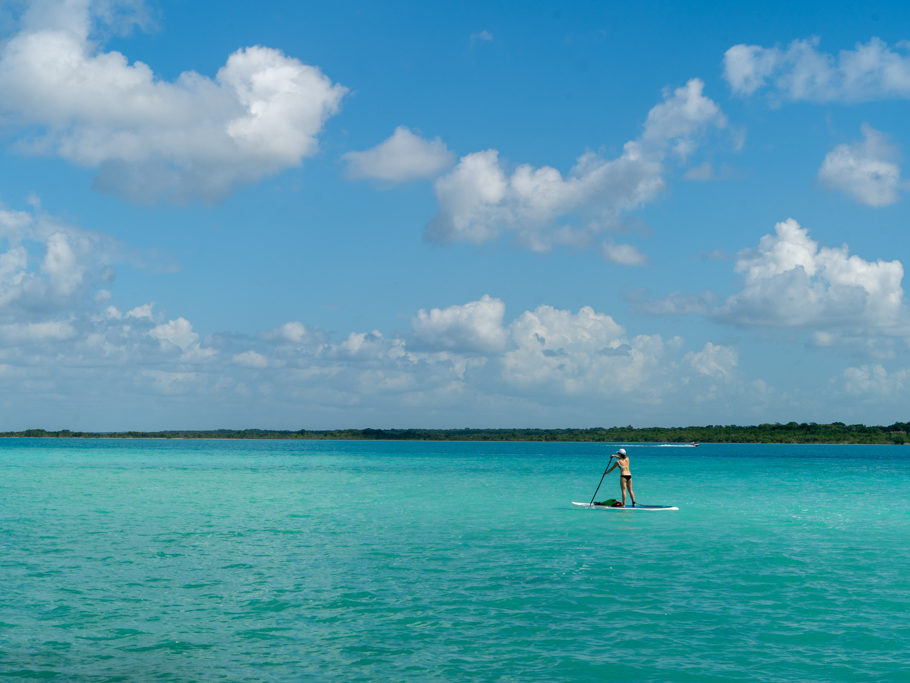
[1,439,908,680]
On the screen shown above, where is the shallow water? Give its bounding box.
[1,439,908,680]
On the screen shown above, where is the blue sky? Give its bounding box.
[2,0,910,430]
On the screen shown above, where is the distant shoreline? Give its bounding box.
[2,423,908,444]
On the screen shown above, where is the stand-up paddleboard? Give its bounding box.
[572,502,678,511]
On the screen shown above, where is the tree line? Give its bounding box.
[2,422,909,443]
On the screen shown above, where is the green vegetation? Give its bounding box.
[1,421,908,443]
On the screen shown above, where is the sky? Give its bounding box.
[2,0,910,430]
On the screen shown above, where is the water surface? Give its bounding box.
[1,439,908,680]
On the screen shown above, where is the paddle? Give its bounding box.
[588,454,616,506]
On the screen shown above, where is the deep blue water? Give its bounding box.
[1,439,908,681]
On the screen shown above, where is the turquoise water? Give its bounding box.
[1,439,909,681]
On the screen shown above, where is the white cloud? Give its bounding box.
[263,321,310,344]
[723,43,783,97]
[0,205,33,237]
[0,205,119,314]
[126,303,154,319]
[0,271,800,427]
[642,218,910,356]
[343,126,455,182]
[0,320,76,342]
[4,263,907,427]
[602,241,647,266]
[0,198,805,427]
[141,369,199,395]
[502,305,658,395]
[233,350,269,368]
[99,304,120,319]
[818,125,905,206]
[326,330,409,362]
[685,342,737,381]
[411,295,508,353]
[640,79,724,151]
[840,364,908,397]
[716,218,906,332]
[427,79,724,251]
[723,37,910,102]
[149,317,198,350]
[0,1,346,203]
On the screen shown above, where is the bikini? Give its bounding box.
[621,474,632,481]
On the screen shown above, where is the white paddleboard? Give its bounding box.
[572,502,678,511]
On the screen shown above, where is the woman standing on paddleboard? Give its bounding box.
[605,448,636,507]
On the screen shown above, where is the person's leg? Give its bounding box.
[619,477,627,506]
[628,479,636,506]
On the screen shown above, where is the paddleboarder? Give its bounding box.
[605,448,636,507]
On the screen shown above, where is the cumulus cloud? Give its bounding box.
[818,125,905,206]
[685,342,737,381]
[233,350,269,368]
[410,294,508,353]
[140,369,200,395]
[602,241,647,266]
[263,321,311,344]
[0,254,762,427]
[0,320,76,342]
[641,218,910,355]
[0,204,120,315]
[427,79,724,252]
[0,0,346,202]
[502,305,653,395]
[716,218,906,333]
[344,126,455,183]
[840,364,908,397]
[723,37,910,102]
[316,330,412,367]
[148,315,216,362]
[3,225,905,425]
[0,198,797,428]
[640,79,724,149]
[150,317,198,350]
[126,303,154,319]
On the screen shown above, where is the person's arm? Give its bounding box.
[605,461,618,474]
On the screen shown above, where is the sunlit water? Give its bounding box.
[1,439,908,681]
